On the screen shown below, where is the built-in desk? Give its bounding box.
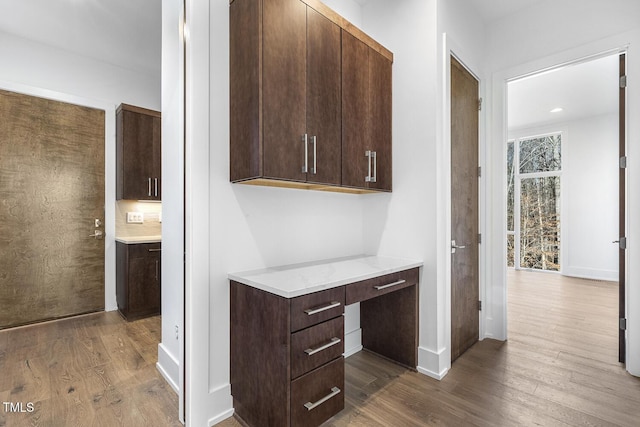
[229,255,422,427]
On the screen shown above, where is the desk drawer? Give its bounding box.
[290,357,344,427]
[345,267,419,304]
[291,287,345,332]
[291,316,344,379]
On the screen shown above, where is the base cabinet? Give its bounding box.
[230,264,419,427]
[230,282,345,427]
[116,242,161,320]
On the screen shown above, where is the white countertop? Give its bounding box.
[115,235,162,244]
[228,255,423,298]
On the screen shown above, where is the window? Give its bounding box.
[507,133,562,271]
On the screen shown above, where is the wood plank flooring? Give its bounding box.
[219,270,640,426]
[0,312,180,427]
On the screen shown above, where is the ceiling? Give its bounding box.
[0,0,618,129]
[467,0,547,23]
[0,0,161,75]
[508,54,619,130]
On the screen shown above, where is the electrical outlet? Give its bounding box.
[175,325,179,340]
[126,212,144,224]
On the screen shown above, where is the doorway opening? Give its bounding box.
[506,52,623,363]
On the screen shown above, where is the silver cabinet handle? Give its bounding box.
[154,178,159,197]
[371,151,377,183]
[148,248,162,252]
[311,135,317,175]
[365,150,372,182]
[304,337,341,356]
[302,134,308,173]
[304,387,341,411]
[148,177,152,197]
[304,301,341,316]
[374,279,406,290]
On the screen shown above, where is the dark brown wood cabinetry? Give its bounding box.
[230,266,419,426]
[230,0,392,193]
[342,32,393,192]
[116,242,161,320]
[116,104,161,200]
[230,283,345,427]
[231,0,341,186]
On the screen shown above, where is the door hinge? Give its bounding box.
[620,318,627,331]
[478,233,482,244]
[620,156,628,169]
[478,166,482,178]
[478,98,483,111]
[620,75,627,88]
[478,300,482,311]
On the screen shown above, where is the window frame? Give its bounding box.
[507,131,564,272]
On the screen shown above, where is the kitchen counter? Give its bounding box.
[228,255,423,298]
[115,235,162,244]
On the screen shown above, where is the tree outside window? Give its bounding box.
[507,134,562,271]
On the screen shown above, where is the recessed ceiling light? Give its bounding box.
[550,107,564,113]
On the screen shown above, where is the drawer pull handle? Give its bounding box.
[304,301,341,316]
[374,279,406,291]
[304,337,341,356]
[304,386,341,411]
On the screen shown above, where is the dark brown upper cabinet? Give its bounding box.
[342,32,392,192]
[231,0,341,186]
[116,104,161,200]
[230,0,392,193]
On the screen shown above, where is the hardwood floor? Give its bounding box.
[219,270,640,426]
[0,312,180,427]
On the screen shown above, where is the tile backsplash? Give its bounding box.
[115,200,162,238]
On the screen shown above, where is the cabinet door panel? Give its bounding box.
[369,52,392,191]
[306,8,341,186]
[152,115,162,199]
[341,32,370,190]
[127,244,160,317]
[263,0,307,181]
[122,110,154,199]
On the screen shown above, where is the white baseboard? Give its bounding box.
[563,267,618,282]
[157,343,179,394]
[209,407,234,427]
[417,346,449,380]
[343,327,362,358]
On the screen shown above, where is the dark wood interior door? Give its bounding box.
[0,90,105,328]
[263,0,307,181]
[306,7,341,186]
[450,56,480,362]
[619,53,627,364]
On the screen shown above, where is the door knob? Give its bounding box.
[451,240,466,254]
[89,230,104,239]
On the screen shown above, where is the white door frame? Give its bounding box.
[486,36,636,374]
[439,33,487,376]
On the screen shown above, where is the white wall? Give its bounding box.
[0,30,160,314]
[485,0,640,376]
[565,114,619,280]
[159,0,185,413]
[185,1,367,425]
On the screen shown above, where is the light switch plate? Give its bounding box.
[126,212,144,224]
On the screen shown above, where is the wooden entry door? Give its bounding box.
[451,57,480,362]
[618,53,627,364]
[0,90,105,328]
